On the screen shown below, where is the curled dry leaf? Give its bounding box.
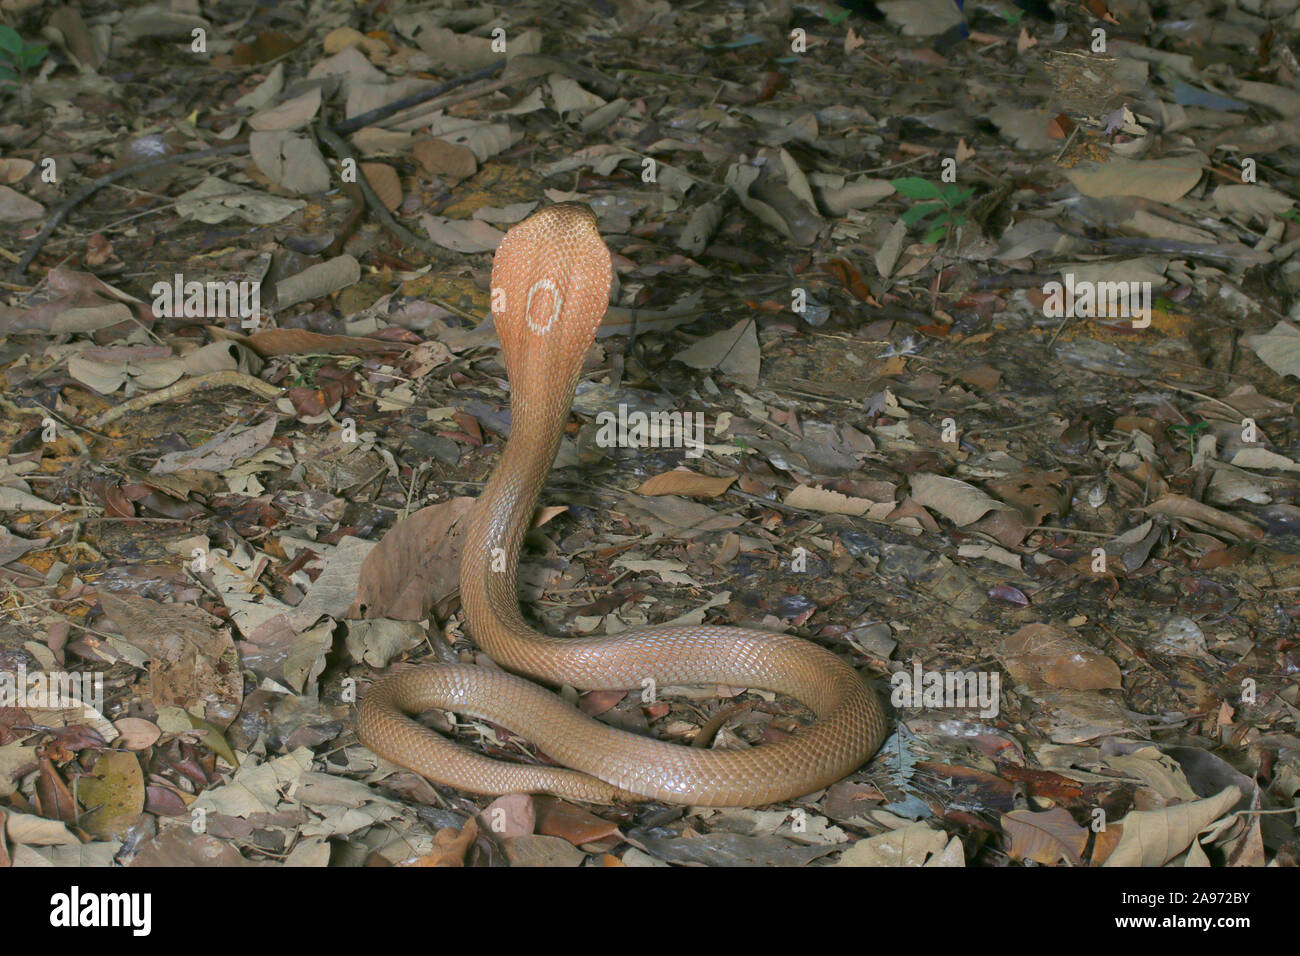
[1101,786,1243,867]
[411,816,479,867]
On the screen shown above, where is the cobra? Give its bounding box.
[357,203,887,805]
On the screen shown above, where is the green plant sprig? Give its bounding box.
[890,177,975,245]
[0,26,48,91]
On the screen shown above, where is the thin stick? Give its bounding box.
[13,63,508,278]
[12,143,250,278]
[333,61,505,134]
[315,121,440,255]
[91,370,283,428]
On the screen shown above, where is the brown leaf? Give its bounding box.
[232,30,299,65]
[84,233,114,267]
[957,364,1002,392]
[1047,113,1076,140]
[1002,808,1087,866]
[360,162,403,211]
[1102,787,1242,867]
[578,689,626,716]
[286,385,328,417]
[534,796,621,846]
[96,593,242,727]
[412,138,477,180]
[113,717,162,751]
[36,757,79,824]
[501,833,587,866]
[999,622,1123,690]
[636,469,736,498]
[1144,494,1265,541]
[238,327,403,358]
[969,508,1031,548]
[411,817,479,867]
[478,794,535,840]
[820,258,873,301]
[985,470,1070,526]
[349,498,475,621]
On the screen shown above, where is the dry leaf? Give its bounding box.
[349,498,475,621]
[1002,808,1087,865]
[636,469,736,498]
[1102,786,1242,867]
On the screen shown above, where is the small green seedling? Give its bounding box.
[291,356,327,387]
[1168,420,1210,459]
[891,177,975,245]
[0,26,47,91]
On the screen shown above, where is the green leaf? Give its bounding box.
[924,223,949,244]
[930,211,952,226]
[0,27,23,56]
[891,177,942,200]
[18,44,46,70]
[900,201,943,225]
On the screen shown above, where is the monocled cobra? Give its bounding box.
[357,203,887,806]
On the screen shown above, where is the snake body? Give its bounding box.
[358,204,887,805]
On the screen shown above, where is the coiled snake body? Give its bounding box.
[358,204,886,805]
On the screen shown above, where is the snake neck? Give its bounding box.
[459,390,571,662]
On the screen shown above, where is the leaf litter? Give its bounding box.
[0,0,1297,868]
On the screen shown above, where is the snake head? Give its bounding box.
[489,203,613,400]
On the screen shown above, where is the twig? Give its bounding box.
[12,63,509,279]
[12,143,250,278]
[845,153,932,176]
[1146,380,1249,420]
[1047,311,1073,347]
[91,371,283,428]
[21,400,92,455]
[315,121,440,255]
[1053,124,1080,165]
[427,297,481,323]
[333,61,505,135]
